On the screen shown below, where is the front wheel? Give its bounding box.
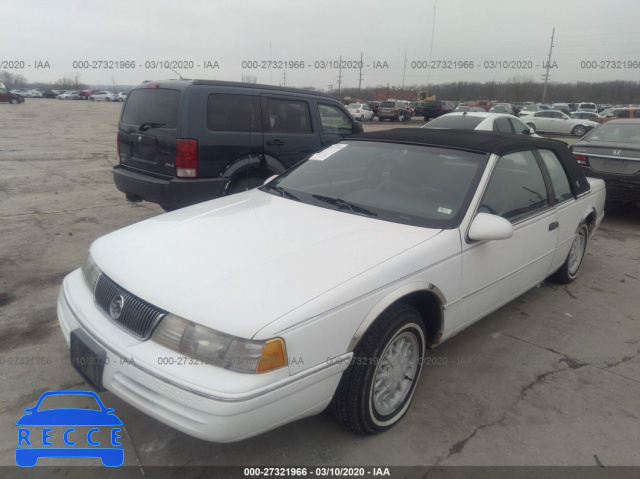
[572,125,587,136]
[331,302,426,435]
[550,222,589,284]
[10,98,17,104]
[105,97,111,102]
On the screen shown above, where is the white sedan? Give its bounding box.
[90,91,118,102]
[422,112,539,136]
[347,103,375,121]
[57,91,81,100]
[58,129,605,442]
[520,110,599,136]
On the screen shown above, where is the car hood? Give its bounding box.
[91,191,441,339]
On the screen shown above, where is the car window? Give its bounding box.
[510,118,531,135]
[538,149,573,203]
[318,104,353,136]
[267,98,312,134]
[207,94,261,132]
[586,123,640,143]
[121,88,180,128]
[618,110,630,119]
[536,111,551,118]
[494,117,513,133]
[380,101,395,108]
[480,151,549,222]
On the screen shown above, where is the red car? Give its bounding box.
[0,88,25,104]
[79,89,100,100]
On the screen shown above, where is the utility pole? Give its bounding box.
[282,70,287,87]
[337,55,343,97]
[357,52,363,98]
[328,84,333,92]
[541,27,555,104]
[402,44,407,90]
[426,0,437,89]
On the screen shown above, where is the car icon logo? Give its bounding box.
[109,295,125,320]
[16,390,124,467]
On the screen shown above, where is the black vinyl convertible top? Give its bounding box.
[350,129,590,196]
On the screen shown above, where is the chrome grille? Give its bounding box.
[94,274,167,339]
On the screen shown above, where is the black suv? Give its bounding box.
[114,79,363,210]
[423,100,455,120]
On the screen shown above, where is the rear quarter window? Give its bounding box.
[121,88,180,128]
[207,94,261,131]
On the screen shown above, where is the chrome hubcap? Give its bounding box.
[568,228,587,275]
[373,332,419,416]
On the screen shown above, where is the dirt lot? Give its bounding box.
[1,100,639,475]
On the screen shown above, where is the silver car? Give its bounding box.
[521,110,599,136]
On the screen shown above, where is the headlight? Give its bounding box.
[152,314,287,374]
[81,253,102,293]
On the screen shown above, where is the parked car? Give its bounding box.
[0,88,25,104]
[599,108,640,123]
[43,90,59,99]
[10,88,33,98]
[577,103,598,114]
[410,101,425,115]
[422,100,455,120]
[117,92,128,102]
[114,79,363,211]
[571,119,640,203]
[454,106,485,113]
[521,110,599,136]
[90,91,118,102]
[347,102,374,121]
[460,100,493,111]
[79,89,100,100]
[377,100,412,122]
[421,112,538,136]
[57,91,81,100]
[488,103,516,115]
[369,101,381,117]
[29,90,43,98]
[58,129,605,443]
[551,103,571,116]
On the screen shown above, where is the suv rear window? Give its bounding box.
[425,101,443,106]
[380,101,396,108]
[122,88,180,128]
[207,94,261,131]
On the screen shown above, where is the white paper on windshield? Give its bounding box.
[309,143,348,161]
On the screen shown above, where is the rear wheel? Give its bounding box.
[105,97,111,102]
[331,302,426,435]
[550,222,588,284]
[572,125,587,136]
[10,98,17,104]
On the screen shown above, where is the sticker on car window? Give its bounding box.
[437,207,452,215]
[309,144,348,161]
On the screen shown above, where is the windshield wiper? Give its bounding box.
[312,194,377,217]
[262,183,300,201]
[139,122,166,131]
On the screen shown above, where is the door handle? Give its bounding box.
[549,221,559,231]
[267,139,285,146]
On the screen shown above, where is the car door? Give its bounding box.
[0,88,10,102]
[261,96,321,169]
[531,112,553,131]
[459,150,558,326]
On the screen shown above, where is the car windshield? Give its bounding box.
[262,140,487,228]
[585,123,640,144]
[422,115,484,129]
[347,104,360,109]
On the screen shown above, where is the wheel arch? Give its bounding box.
[581,207,597,234]
[221,154,286,181]
[347,283,445,353]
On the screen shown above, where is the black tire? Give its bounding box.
[526,123,536,132]
[550,222,589,284]
[331,302,426,435]
[105,97,111,102]
[89,97,94,101]
[228,175,265,194]
[10,98,17,104]
[160,205,177,212]
[572,125,587,137]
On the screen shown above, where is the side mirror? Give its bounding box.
[468,213,514,241]
[263,175,278,185]
[352,121,364,134]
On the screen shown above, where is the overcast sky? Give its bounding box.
[2,0,639,90]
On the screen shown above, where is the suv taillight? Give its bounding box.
[573,154,589,166]
[116,131,121,162]
[393,108,398,113]
[176,139,198,178]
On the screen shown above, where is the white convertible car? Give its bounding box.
[58,129,606,442]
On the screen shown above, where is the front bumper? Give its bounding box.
[57,270,349,442]
[113,165,229,209]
